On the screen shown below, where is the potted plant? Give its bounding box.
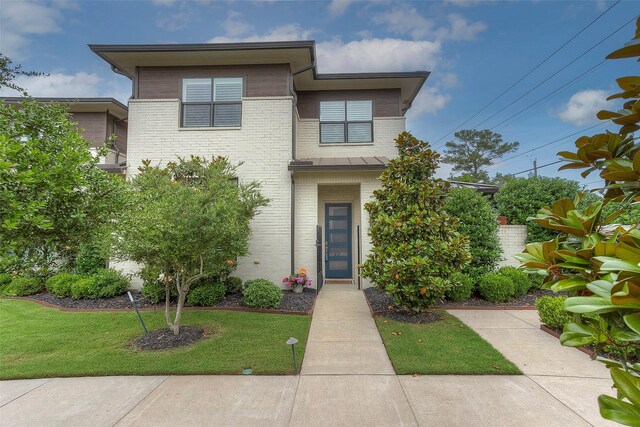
[282,268,312,293]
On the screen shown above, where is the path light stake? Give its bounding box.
[128,291,148,335]
[287,337,298,373]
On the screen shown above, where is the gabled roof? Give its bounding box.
[1,97,128,120]
[89,41,428,115]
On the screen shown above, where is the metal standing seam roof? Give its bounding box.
[288,156,389,171]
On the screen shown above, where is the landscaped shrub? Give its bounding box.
[478,273,514,303]
[187,283,226,306]
[225,276,243,294]
[10,277,44,296]
[139,265,174,304]
[242,279,282,309]
[497,267,531,298]
[445,187,502,279]
[74,244,107,275]
[361,132,470,313]
[69,277,97,299]
[527,272,545,289]
[535,296,571,329]
[494,177,582,242]
[87,269,129,298]
[445,272,474,302]
[46,273,83,297]
[0,273,13,293]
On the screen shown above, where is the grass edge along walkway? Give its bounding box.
[0,299,311,379]
[375,311,521,375]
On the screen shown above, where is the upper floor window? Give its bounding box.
[181,78,243,128]
[319,100,372,144]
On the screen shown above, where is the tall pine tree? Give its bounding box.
[362,132,470,312]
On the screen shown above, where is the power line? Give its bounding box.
[509,160,563,177]
[492,60,608,132]
[488,122,608,169]
[464,16,636,133]
[431,0,621,148]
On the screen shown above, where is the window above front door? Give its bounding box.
[319,100,373,144]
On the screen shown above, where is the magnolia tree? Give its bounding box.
[0,99,126,275]
[361,132,470,312]
[117,156,268,335]
[516,18,640,426]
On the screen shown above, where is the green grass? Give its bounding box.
[375,312,521,375]
[0,299,311,379]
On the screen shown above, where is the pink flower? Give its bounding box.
[282,277,288,283]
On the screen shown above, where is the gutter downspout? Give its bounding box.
[111,65,134,100]
[288,71,297,275]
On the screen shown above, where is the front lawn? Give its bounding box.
[0,299,311,379]
[375,312,521,375]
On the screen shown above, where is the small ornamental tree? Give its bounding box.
[0,99,126,275]
[116,156,268,335]
[445,187,502,279]
[516,18,640,426]
[361,132,470,312]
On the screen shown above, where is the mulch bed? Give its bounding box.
[23,288,316,314]
[131,326,205,351]
[364,287,560,323]
[436,288,560,309]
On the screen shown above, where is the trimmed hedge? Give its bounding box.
[497,267,531,298]
[535,296,571,329]
[10,277,44,296]
[187,283,226,306]
[46,269,129,299]
[478,273,514,303]
[242,279,282,309]
[445,272,474,302]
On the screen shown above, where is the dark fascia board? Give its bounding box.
[1,96,127,111]
[89,41,317,77]
[314,71,430,80]
[288,163,387,172]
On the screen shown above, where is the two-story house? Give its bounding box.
[2,97,128,174]
[90,41,428,288]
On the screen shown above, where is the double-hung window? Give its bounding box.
[181,77,243,128]
[319,100,372,143]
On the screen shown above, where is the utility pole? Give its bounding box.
[533,159,538,178]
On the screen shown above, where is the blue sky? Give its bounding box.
[1,0,637,185]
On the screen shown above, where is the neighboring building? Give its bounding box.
[90,41,428,288]
[1,97,128,174]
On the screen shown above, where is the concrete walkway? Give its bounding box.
[0,293,618,426]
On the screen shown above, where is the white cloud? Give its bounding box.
[438,72,460,88]
[208,23,314,43]
[221,11,254,38]
[443,0,494,7]
[315,38,441,73]
[0,72,131,104]
[558,89,608,126]
[0,1,63,59]
[372,6,434,39]
[373,7,485,41]
[151,0,178,6]
[328,0,353,16]
[157,8,196,31]
[442,14,486,41]
[407,87,451,118]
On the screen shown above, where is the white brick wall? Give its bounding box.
[124,97,293,286]
[497,225,528,267]
[296,117,404,159]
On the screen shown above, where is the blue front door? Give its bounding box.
[325,203,352,278]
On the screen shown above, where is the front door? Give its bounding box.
[325,203,352,278]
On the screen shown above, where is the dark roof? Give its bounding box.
[89,41,428,115]
[448,180,499,194]
[289,157,389,171]
[97,162,127,173]
[1,97,128,119]
[1,97,127,110]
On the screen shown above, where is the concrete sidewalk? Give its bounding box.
[0,295,618,426]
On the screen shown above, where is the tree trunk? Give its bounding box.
[164,279,173,330]
[172,290,186,336]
